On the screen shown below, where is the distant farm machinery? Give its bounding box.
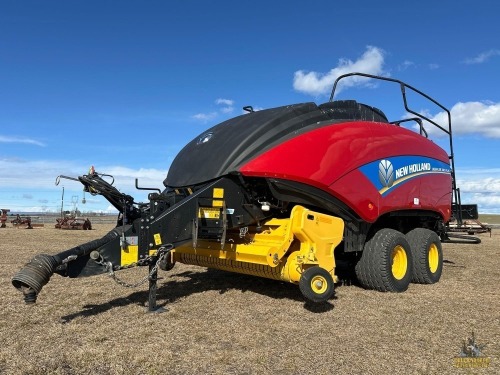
[11,214,34,229]
[2,208,92,230]
[0,209,9,228]
[444,202,492,243]
[55,215,92,230]
[1,210,35,229]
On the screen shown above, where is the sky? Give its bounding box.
[1,0,499,215]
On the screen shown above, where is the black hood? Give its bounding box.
[164,102,331,187]
[164,100,388,188]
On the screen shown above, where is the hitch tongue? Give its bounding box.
[12,228,121,304]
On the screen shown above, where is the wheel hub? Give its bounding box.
[391,245,408,280]
[311,276,328,294]
[428,243,439,273]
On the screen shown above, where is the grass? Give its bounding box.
[1,224,498,374]
[479,214,500,224]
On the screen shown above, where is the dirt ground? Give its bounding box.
[0,224,498,375]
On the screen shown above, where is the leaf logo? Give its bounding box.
[379,159,394,187]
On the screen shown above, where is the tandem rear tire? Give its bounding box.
[355,228,413,292]
[299,267,335,303]
[406,228,443,284]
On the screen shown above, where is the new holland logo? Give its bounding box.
[197,132,214,145]
[359,156,451,197]
[378,159,394,188]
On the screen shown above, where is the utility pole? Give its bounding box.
[60,187,64,218]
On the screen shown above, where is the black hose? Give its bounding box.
[12,228,122,303]
[11,254,59,303]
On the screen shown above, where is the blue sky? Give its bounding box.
[1,0,499,215]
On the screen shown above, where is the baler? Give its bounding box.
[12,73,458,308]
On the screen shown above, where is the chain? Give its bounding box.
[98,247,170,289]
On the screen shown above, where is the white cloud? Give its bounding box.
[0,158,167,193]
[0,135,45,147]
[216,98,234,114]
[457,177,500,194]
[216,98,234,106]
[455,169,500,214]
[293,46,386,96]
[105,205,119,213]
[460,192,500,215]
[398,60,415,71]
[192,112,217,122]
[193,98,236,121]
[0,158,169,213]
[97,165,168,191]
[428,101,500,138]
[1,158,70,188]
[428,63,440,70]
[463,49,500,64]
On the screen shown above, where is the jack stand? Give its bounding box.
[147,259,166,313]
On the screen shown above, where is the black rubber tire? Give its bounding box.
[406,228,443,284]
[318,100,388,122]
[299,267,335,303]
[355,228,413,292]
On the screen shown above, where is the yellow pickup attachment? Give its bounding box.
[173,205,344,287]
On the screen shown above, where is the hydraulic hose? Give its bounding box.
[12,228,121,303]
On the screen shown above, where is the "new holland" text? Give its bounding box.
[395,163,431,179]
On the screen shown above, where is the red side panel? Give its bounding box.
[239,122,452,223]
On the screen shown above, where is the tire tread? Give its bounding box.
[406,228,443,284]
[355,228,412,292]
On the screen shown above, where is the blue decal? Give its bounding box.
[359,156,451,196]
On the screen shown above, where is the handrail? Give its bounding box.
[391,118,428,138]
[330,72,461,224]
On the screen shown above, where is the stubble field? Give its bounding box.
[0,224,498,374]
